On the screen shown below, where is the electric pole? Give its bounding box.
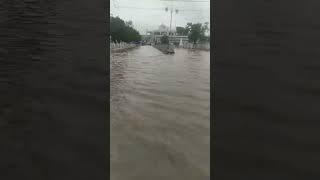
[170,9,173,35]
[165,7,178,37]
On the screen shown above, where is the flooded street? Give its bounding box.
[110,46,210,180]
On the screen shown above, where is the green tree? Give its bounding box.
[160,35,169,44]
[185,23,192,35]
[110,16,141,43]
[176,26,186,35]
[185,22,209,44]
[125,20,133,27]
[199,22,209,42]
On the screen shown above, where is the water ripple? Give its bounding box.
[111,46,210,179]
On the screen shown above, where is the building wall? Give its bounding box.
[152,35,188,44]
[169,36,189,44]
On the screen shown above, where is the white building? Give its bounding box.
[147,24,189,45]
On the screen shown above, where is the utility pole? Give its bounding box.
[169,8,173,35]
[165,7,178,43]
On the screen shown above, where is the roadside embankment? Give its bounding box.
[179,42,210,51]
[152,44,175,54]
[111,42,139,53]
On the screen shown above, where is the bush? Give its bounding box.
[160,35,169,44]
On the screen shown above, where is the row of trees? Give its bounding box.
[110,16,141,43]
[176,22,210,44]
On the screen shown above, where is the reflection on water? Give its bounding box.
[111,46,210,180]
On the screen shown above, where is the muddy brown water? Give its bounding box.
[111,46,210,180]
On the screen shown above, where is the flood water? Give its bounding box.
[110,46,210,180]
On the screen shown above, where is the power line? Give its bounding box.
[179,9,208,12]
[160,0,209,2]
[116,6,163,10]
[116,6,207,11]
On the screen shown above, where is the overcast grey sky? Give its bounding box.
[110,0,210,34]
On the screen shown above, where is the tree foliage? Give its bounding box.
[160,35,169,44]
[125,20,133,27]
[184,22,209,44]
[176,26,187,36]
[110,16,141,43]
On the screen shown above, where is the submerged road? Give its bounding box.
[110,46,210,180]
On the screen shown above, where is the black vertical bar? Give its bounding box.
[214,0,320,179]
[0,0,109,179]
